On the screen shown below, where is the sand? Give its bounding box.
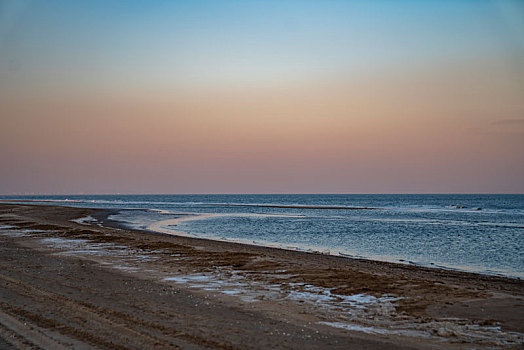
[0,203,522,349]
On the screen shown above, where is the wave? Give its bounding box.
[209,203,381,210]
[1,197,522,215]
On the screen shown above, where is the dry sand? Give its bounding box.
[0,203,522,349]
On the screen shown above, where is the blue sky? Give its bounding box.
[2,0,523,90]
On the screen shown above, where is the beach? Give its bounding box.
[0,203,522,349]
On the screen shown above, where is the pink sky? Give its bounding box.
[1,1,523,194]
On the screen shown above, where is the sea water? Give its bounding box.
[2,194,523,278]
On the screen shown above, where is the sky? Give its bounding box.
[1,0,523,194]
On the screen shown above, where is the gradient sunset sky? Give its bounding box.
[1,0,523,194]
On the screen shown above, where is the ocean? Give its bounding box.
[2,194,523,279]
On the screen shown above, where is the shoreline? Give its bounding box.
[1,203,523,348]
[98,206,523,283]
[5,202,524,288]
[2,198,522,280]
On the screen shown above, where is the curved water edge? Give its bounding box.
[109,211,524,280]
[2,194,523,279]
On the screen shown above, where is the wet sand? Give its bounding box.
[0,203,522,349]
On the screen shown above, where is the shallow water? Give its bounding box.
[2,194,523,278]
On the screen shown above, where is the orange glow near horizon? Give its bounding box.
[2,61,523,194]
[1,1,523,194]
